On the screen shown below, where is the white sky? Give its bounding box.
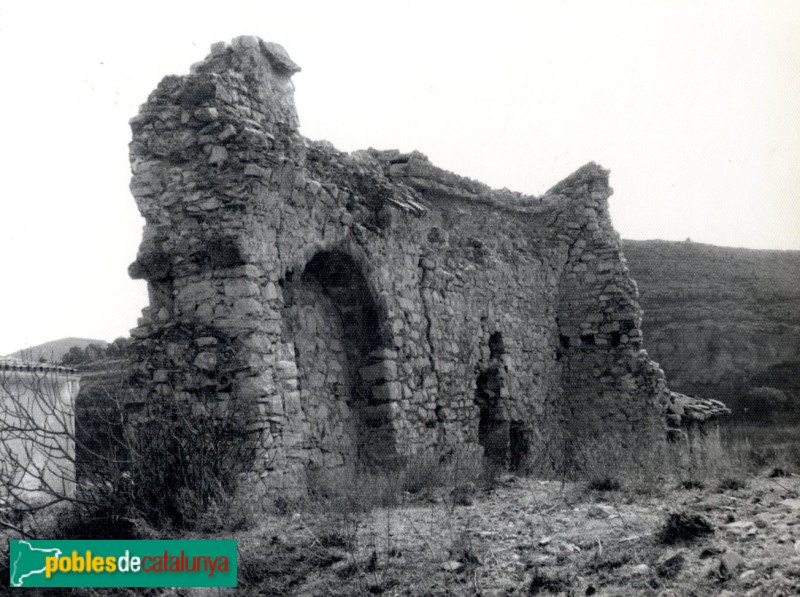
[0,0,798,355]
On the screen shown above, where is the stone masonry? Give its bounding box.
[127,37,698,489]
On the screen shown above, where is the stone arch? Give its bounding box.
[281,250,397,469]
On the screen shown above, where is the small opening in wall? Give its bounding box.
[580,334,595,346]
[559,334,570,349]
[509,422,530,470]
[609,331,622,347]
[488,331,505,358]
[476,331,510,468]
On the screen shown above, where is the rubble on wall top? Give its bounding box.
[544,162,610,197]
[159,36,611,218]
[259,40,302,75]
[669,391,731,425]
[229,36,301,74]
[371,149,493,199]
[195,36,301,76]
[368,148,562,212]
[368,150,615,213]
[304,140,555,218]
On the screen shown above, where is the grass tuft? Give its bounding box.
[718,476,747,491]
[528,569,574,594]
[587,476,622,492]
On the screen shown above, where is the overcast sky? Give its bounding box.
[0,0,798,355]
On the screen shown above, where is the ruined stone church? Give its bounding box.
[127,37,701,488]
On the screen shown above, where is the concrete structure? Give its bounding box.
[0,359,79,503]
[127,37,698,488]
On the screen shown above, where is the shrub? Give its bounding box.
[0,355,266,539]
[718,476,747,491]
[448,530,481,566]
[678,479,705,490]
[587,476,622,492]
[529,569,574,594]
[658,511,714,545]
[739,386,791,422]
[399,451,448,495]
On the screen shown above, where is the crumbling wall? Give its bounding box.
[128,36,675,489]
[550,169,670,449]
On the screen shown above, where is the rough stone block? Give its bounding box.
[359,360,398,384]
[371,382,402,403]
[276,360,298,379]
[193,352,217,371]
[208,145,228,165]
[194,107,219,122]
[244,163,269,177]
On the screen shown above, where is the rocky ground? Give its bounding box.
[233,472,800,596]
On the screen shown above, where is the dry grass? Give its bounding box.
[6,422,800,595]
[229,467,800,596]
[518,420,799,498]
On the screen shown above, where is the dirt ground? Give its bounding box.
[233,472,800,596]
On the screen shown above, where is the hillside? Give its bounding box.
[622,239,800,413]
[7,337,108,364]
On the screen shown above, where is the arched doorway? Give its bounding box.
[282,251,393,469]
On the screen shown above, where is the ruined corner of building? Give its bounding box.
[125,36,726,490]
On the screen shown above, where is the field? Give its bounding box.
[223,421,800,596]
[235,472,799,596]
[2,419,798,596]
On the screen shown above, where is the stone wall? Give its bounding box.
[127,36,680,489]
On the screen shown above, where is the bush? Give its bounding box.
[1,354,266,539]
[678,479,705,490]
[122,396,257,529]
[718,476,747,491]
[529,569,574,594]
[587,476,622,492]
[740,386,791,422]
[658,511,714,545]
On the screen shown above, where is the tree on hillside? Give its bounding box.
[61,346,87,365]
[740,386,795,422]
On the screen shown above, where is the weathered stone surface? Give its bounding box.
[657,551,686,578]
[126,36,715,489]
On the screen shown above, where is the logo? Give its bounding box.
[9,540,237,588]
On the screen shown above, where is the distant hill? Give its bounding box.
[7,337,108,364]
[622,239,800,416]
